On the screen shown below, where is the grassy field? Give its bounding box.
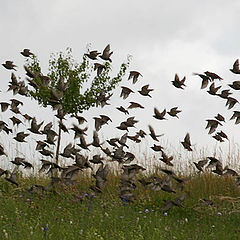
[0,172,240,240]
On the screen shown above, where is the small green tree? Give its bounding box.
[24,47,130,164]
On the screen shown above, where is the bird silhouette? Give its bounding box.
[172,74,186,89]
[128,71,143,84]
[99,44,113,62]
[2,61,17,70]
[230,59,240,74]
[20,49,34,57]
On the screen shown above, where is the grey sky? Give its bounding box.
[1,0,240,166]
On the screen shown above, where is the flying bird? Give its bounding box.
[116,106,129,115]
[193,73,210,89]
[181,133,192,151]
[167,107,181,118]
[2,61,17,70]
[153,107,167,120]
[207,82,221,95]
[85,50,101,60]
[225,97,238,109]
[99,44,113,62]
[228,81,240,90]
[120,86,134,99]
[172,74,186,89]
[230,59,240,74]
[217,89,232,99]
[20,49,34,57]
[148,125,164,141]
[128,102,144,109]
[138,84,153,97]
[204,71,223,81]
[193,159,208,172]
[128,71,143,84]
[205,119,222,134]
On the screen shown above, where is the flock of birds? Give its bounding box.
[0,45,240,211]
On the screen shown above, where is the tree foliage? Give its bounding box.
[25,47,130,114]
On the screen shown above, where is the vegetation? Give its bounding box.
[0,172,240,240]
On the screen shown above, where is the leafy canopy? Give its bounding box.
[25,47,130,114]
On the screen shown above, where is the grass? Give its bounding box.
[0,172,240,240]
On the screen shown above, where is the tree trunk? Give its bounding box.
[55,119,62,166]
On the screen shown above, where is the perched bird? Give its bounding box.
[138,84,153,97]
[128,102,144,109]
[148,125,164,141]
[128,71,143,84]
[20,49,33,57]
[204,71,223,81]
[181,133,192,151]
[2,61,17,70]
[13,132,29,142]
[120,86,134,99]
[167,107,181,118]
[85,50,101,60]
[99,44,113,62]
[116,106,129,115]
[230,59,240,74]
[193,159,208,172]
[153,107,167,120]
[172,74,186,89]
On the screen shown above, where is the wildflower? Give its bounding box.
[58,206,62,210]
[143,215,147,218]
[217,212,222,216]
[145,209,149,213]
[3,229,8,239]
[164,212,168,216]
[185,218,188,223]
[70,221,73,225]
[138,211,142,214]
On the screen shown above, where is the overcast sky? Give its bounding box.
[1,0,240,167]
